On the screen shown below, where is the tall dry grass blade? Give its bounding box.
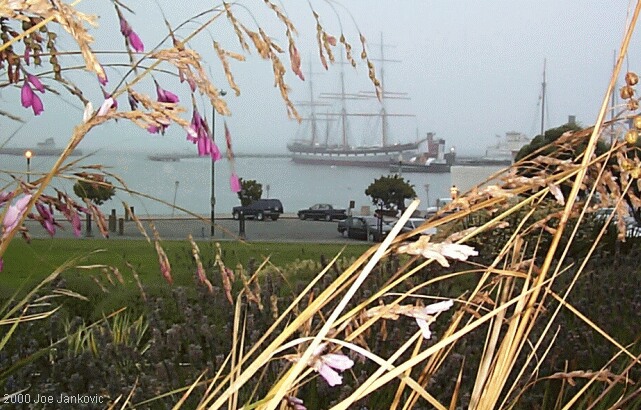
[172,371,206,410]
[202,250,356,408]
[548,291,641,365]
[390,329,427,408]
[117,378,138,410]
[338,276,557,407]
[329,333,447,410]
[229,295,244,410]
[262,200,420,410]
[449,356,466,410]
[559,349,629,410]
[503,326,562,409]
[470,4,641,405]
[501,172,630,408]
[586,350,641,410]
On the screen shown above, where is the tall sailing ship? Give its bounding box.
[287,35,428,169]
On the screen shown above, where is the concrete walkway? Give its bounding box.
[22,215,360,243]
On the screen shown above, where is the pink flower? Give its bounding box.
[0,191,14,206]
[71,212,81,237]
[147,124,160,134]
[118,14,144,53]
[284,396,306,410]
[414,300,454,339]
[24,47,30,65]
[21,82,34,108]
[30,93,44,115]
[20,81,44,115]
[154,80,179,103]
[2,194,32,239]
[97,97,116,116]
[26,73,44,92]
[97,66,108,86]
[128,31,144,53]
[310,344,354,386]
[211,144,222,161]
[35,202,56,237]
[188,107,223,161]
[128,91,139,110]
[230,173,241,193]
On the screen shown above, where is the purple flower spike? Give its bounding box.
[119,14,144,53]
[2,194,32,239]
[128,30,145,53]
[230,173,241,193]
[0,191,14,206]
[21,82,34,108]
[211,144,222,161]
[35,202,56,237]
[21,81,44,115]
[154,80,179,103]
[147,124,160,134]
[30,93,44,115]
[97,97,116,116]
[26,74,45,93]
[97,66,108,86]
[71,212,81,237]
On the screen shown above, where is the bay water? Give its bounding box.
[1,150,500,217]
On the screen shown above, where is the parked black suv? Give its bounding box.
[232,199,283,221]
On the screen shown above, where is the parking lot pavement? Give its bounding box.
[21,216,363,243]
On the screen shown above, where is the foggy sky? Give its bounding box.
[1,1,636,156]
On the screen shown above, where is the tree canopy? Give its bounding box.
[73,176,116,205]
[237,178,263,206]
[365,174,416,212]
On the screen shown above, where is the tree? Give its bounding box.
[237,178,263,206]
[365,175,416,213]
[515,122,608,164]
[73,175,116,205]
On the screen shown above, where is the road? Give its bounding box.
[21,215,364,243]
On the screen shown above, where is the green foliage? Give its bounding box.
[515,122,581,162]
[237,178,263,206]
[365,174,416,212]
[72,176,116,205]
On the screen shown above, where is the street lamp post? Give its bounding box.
[424,183,430,208]
[211,90,227,237]
[172,180,179,217]
[24,150,32,183]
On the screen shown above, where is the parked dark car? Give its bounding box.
[402,218,437,236]
[232,199,283,221]
[338,216,393,241]
[298,203,348,221]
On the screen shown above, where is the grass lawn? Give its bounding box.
[1,238,370,316]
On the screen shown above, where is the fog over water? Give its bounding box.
[1,1,637,217]
[1,1,637,158]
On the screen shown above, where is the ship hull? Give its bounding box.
[389,162,451,174]
[291,152,394,168]
[288,141,424,169]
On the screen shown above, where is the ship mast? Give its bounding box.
[340,54,348,148]
[295,57,331,146]
[309,58,318,145]
[319,35,416,150]
[380,32,388,147]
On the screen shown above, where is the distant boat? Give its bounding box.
[288,34,425,169]
[388,133,456,173]
[0,137,83,157]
